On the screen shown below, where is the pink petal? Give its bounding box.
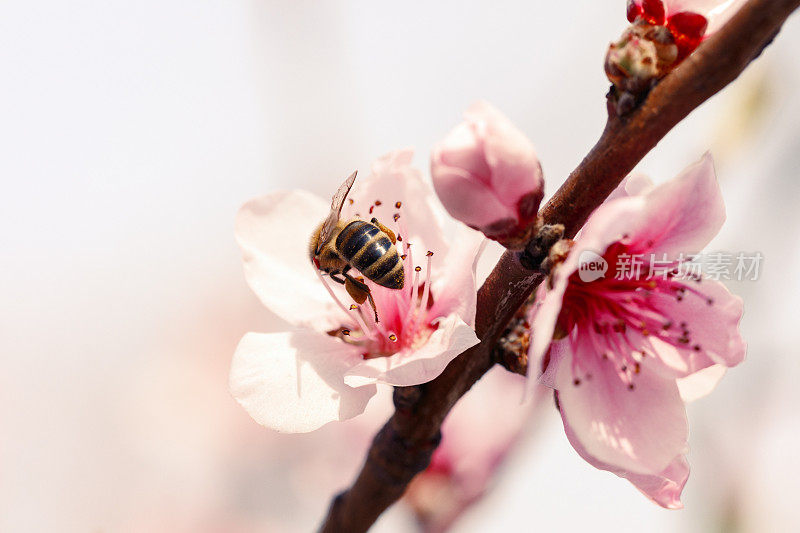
[554,343,689,475]
[464,101,544,205]
[563,410,690,509]
[528,280,569,382]
[343,314,480,387]
[427,231,485,327]
[604,172,654,202]
[430,165,517,229]
[644,278,746,376]
[236,190,347,331]
[433,121,492,186]
[632,153,725,258]
[230,332,376,433]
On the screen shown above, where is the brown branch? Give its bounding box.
[319,1,800,531]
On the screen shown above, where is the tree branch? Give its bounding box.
[319,1,800,530]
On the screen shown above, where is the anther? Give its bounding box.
[415,266,422,272]
[393,213,400,221]
[348,199,354,205]
[342,328,351,336]
[369,205,375,214]
[349,304,358,310]
[375,200,382,206]
[397,234,402,241]
[426,251,433,257]
[401,254,407,260]
[628,383,635,391]
[389,334,397,342]
[395,201,402,208]
[693,344,701,351]
[573,378,581,386]
[707,298,714,305]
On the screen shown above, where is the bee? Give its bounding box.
[309,171,404,322]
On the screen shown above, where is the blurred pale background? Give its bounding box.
[2,1,799,531]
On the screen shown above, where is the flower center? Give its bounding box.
[558,240,714,389]
[318,198,439,358]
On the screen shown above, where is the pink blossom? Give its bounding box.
[430,101,544,247]
[229,150,485,433]
[403,367,547,532]
[527,155,746,508]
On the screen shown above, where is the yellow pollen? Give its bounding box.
[389,334,397,342]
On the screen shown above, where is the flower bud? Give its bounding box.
[607,0,742,114]
[431,101,544,249]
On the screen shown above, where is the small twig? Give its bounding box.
[319,1,800,531]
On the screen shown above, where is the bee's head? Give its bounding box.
[309,219,348,272]
[309,221,326,260]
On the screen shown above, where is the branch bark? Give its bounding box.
[320,1,800,530]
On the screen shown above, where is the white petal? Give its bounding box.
[677,364,727,402]
[343,314,480,387]
[428,229,485,327]
[230,331,376,433]
[604,172,654,202]
[236,190,347,331]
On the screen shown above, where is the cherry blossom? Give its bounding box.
[229,150,485,433]
[527,154,746,508]
[430,101,545,248]
[404,367,547,532]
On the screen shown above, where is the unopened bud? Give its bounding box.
[431,101,545,249]
[607,0,740,114]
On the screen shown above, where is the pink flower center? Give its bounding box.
[317,199,439,359]
[556,239,714,389]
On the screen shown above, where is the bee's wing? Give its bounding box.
[318,170,357,247]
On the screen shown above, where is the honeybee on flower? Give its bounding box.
[229,150,485,432]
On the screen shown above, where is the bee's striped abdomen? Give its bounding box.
[336,220,404,289]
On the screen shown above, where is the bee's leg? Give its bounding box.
[371,217,396,244]
[328,271,346,285]
[343,271,379,323]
